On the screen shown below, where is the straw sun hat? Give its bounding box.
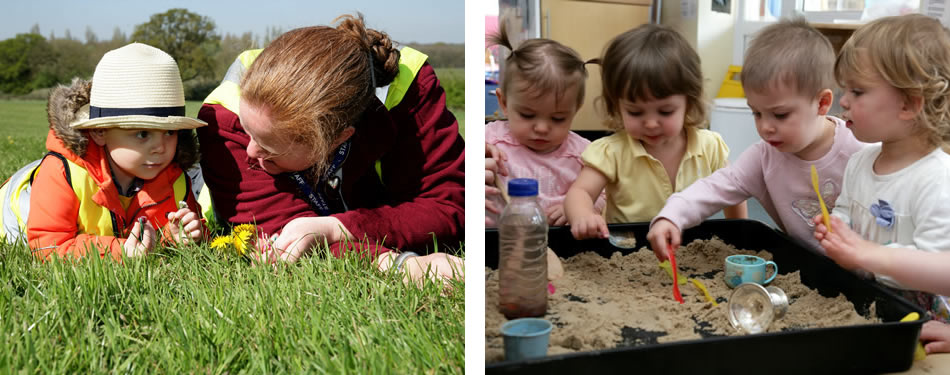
[70,43,207,130]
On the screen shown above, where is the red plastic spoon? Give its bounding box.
[669,244,684,304]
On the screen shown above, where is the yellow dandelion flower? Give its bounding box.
[232,230,253,256]
[233,224,256,235]
[210,235,232,250]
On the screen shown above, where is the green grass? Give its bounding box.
[433,67,464,139]
[0,99,465,373]
[434,68,463,113]
[451,109,465,140]
[0,240,464,373]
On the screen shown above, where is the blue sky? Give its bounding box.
[0,1,464,44]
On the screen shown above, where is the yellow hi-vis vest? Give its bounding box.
[0,152,189,243]
[199,46,429,220]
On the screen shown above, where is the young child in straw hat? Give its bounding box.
[27,43,207,261]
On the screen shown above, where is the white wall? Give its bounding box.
[661,0,736,102]
[698,0,735,100]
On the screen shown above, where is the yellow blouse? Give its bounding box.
[581,127,730,223]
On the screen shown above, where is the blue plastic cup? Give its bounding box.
[724,254,778,288]
[501,318,553,361]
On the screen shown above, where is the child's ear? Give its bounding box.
[495,88,508,116]
[88,129,108,146]
[898,94,924,121]
[816,89,834,116]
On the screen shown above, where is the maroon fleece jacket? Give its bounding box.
[196,63,464,254]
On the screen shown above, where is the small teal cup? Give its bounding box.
[724,255,777,288]
[501,318,553,361]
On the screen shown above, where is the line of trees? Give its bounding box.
[0,9,463,100]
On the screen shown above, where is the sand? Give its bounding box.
[485,237,879,362]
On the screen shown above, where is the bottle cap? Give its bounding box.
[508,178,539,197]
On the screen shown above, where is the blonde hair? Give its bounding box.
[240,14,400,178]
[599,24,706,131]
[743,17,835,97]
[836,14,950,151]
[489,18,589,109]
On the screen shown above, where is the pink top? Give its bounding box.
[653,117,866,253]
[486,120,606,226]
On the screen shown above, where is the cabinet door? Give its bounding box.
[542,0,651,130]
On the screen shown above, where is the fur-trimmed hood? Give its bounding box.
[46,78,92,156]
[43,77,200,170]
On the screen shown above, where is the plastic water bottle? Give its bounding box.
[498,178,548,319]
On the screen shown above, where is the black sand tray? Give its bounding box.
[485,219,926,374]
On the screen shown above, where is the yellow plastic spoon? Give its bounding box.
[659,260,687,285]
[900,312,928,361]
[689,278,718,306]
[811,165,831,233]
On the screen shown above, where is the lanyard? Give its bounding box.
[289,140,350,216]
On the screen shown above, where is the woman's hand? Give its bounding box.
[167,208,204,244]
[376,252,465,288]
[124,218,156,258]
[271,216,353,263]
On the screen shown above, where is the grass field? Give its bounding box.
[0,99,465,373]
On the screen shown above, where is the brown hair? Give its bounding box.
[240,13,400,178]
[599,24,706,131]
[836,14,950,151]
[489,17,589,109]
[743,17,835,98]
[174,130,199,170]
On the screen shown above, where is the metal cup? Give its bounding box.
[727,282,789,334]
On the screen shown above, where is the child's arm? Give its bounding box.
[816,215,950,296]
[485,143,508,226]
[27,157,126,261]
[565,166,609,240]
[652,149,762,232]
[649,147,764,260]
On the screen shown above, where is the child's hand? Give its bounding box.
[546,204,568,226]
[647,219,680,261]
[921,320,950,354]
[167,208,204,244]
[124,218,156,258]
[570,213,608,240]
[485,144,508,215]
[813,214,874,270]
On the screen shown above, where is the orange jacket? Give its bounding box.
[27,130,200,261]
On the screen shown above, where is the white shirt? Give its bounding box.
[833,144,950,289]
